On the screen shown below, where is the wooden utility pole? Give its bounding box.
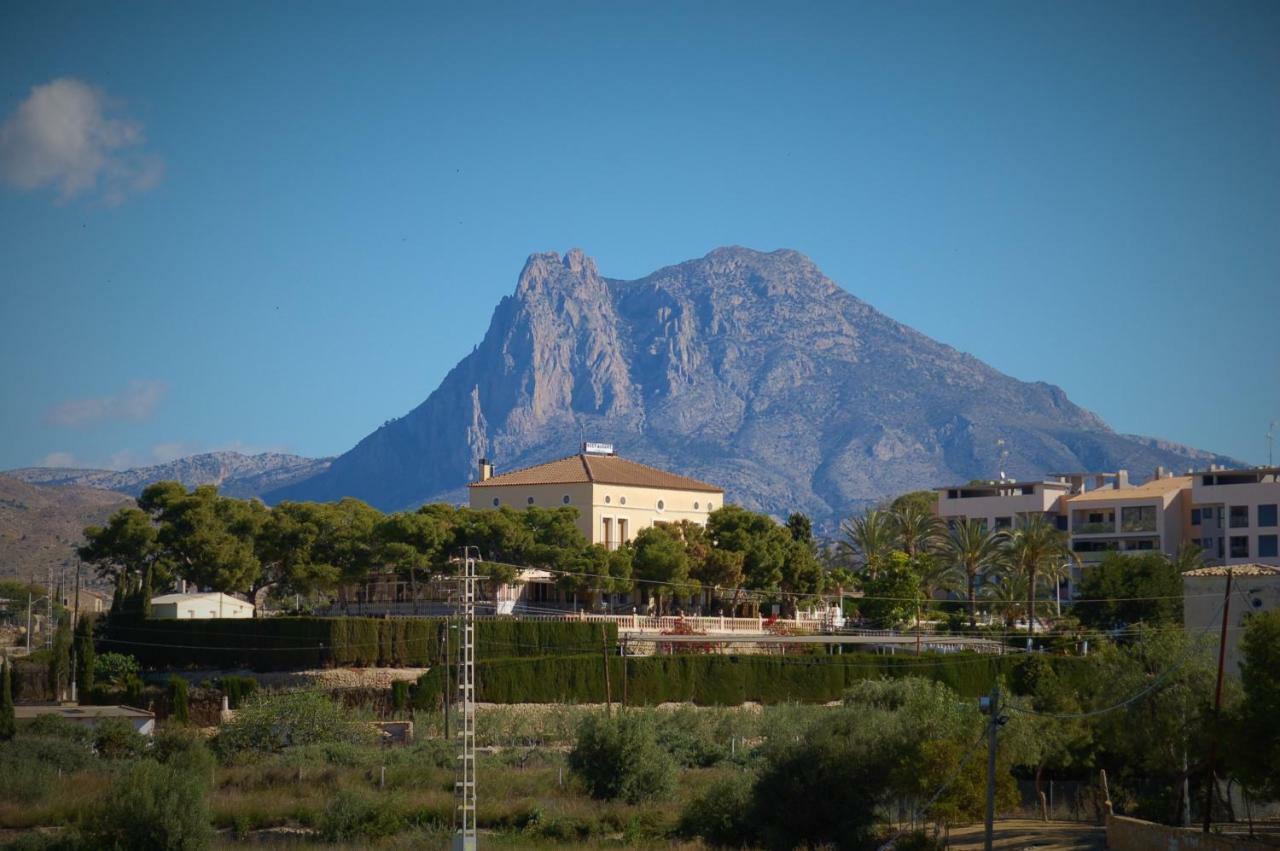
[601,624,612,715]
[1202,568,1233,833]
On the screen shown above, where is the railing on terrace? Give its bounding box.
[1073,521,1115,534]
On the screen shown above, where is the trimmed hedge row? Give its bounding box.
[100,617,616,672]
[414,651,1030,707]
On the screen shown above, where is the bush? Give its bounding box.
[678,772,754,847]
[168,677,189,724]
[568,712,676,803]
[390,679,410,713]
[653,705,729,767]
[317,789,404,843]
[94,652,140,686]
[80,759,214,850]
[215,690,375,759]
[217,676,257,709]
[1,733,93,774]
[92,717,148,760]
[151,727,217,779]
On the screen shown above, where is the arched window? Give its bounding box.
[527,496,534,505]
[491,497,500,507]
[563,494,571,504]
[657,499,665,511]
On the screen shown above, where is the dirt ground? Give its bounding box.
[945,819,1106,850]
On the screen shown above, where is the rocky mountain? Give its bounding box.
[269,247,1237,527]
[8,452,331,500]
[0,474,133,583]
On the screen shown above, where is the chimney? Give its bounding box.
[478,458,493,482]
[1154,465,1166,480]
[1115,470,1130,489]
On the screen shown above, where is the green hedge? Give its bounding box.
[413,651,1028,708]
[100,617,615,672]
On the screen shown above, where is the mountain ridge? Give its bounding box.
[266,246,1239,525]
[7,451,332,499]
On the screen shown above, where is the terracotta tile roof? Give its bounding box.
[469,453,723,493]
[1183,564,1280,578]
[1067,476,1192,504]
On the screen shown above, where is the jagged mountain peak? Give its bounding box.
[268,247,1239,525]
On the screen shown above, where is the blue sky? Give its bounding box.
[1,1,1277,472]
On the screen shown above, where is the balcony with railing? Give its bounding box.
[1073,520,1116,535]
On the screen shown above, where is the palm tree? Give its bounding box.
[943,519,1005,628]
[1001,514,1073,635]
[891,503,944,560]
[839,509,897,579]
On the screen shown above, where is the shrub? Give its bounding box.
[215,690,375,759]
[317,789,404,843]
[93,717,147,760]
[151,727,217,780]
[1,733,93,774]
[93,652,140,686]
[80,759,214,850]
[217,676,257,709]
[168,677,190,724]
[1,659,14,741]
[678,772,755,847]
[390,679,410,713]
[653,705,729,767]
[568,712,676,804]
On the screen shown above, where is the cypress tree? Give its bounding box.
[0,660,15,741]
[74,615,96,695]
[168,676,189,724]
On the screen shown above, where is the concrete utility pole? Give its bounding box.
[453,546,479,851]
[1202,568,1233,833]
[982,681,1001,851]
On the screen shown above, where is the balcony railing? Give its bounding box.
[1120,521,1157,533]
[1073,521,1115,534]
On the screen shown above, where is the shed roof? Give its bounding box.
[469,453,722,493]
[14,704,155,720]
[150,592,251,604]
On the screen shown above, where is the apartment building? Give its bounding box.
[1190,466,1280,566]
[1065,474,1191,564]
[935,479,1073,531]
[468,443,724,549]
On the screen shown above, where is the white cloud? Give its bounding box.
[37,451,79,468]
[0,77,164,204]
[43,379,169,428]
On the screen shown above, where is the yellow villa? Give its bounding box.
[468,443,724,549]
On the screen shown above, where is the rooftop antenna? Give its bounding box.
[995,438,1009,482]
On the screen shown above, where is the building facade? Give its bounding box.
[1182,564,1280,675]
[1190,466,1280,566]
[150,592,255,619]
[1064,474,1191,564]
[935,479,1072,532]
[468,445,724,549]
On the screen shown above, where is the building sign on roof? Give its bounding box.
[583,442,615,456]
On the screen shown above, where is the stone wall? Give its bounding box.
[1108,815,1272,851]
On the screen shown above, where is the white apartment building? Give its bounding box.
[1190,466,1280,566]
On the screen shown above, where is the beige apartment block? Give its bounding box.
[1066,474,1190,564]
[1190,466,1280,566]
[1183,564,1280,675]
[468,447,724,549]
[935,479,1072,532]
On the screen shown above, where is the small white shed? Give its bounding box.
[150,592,254,620]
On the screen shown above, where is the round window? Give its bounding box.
[694,501,700,510]
[657,499,665,511]
[604,495,611,504]
[491,497,500,507]
[527,496,534,505]
[562,495,571,504]
[708,502,714,511]
[619,496,627,505]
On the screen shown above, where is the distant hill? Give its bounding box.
[0,474,133,584]
[268,247,1240,527]
[7,451,331,500]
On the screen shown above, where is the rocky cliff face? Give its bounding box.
[8,451,331,499]
[268,247,1237,526]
